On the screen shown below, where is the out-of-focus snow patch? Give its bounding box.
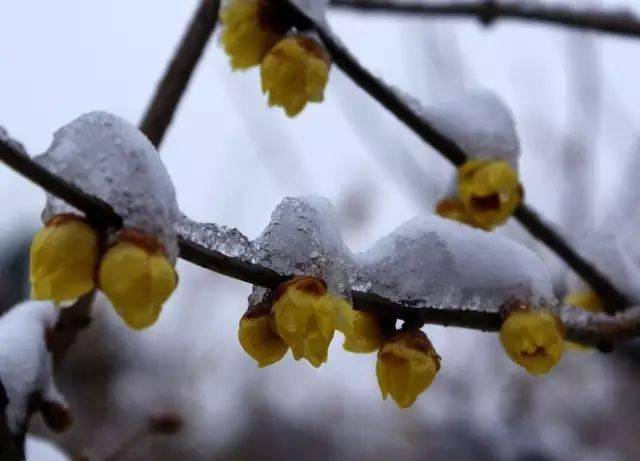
[252,196,353,299]
[35,112,180,261]
[566,230,640,302]
[0,300,66,433]
[355,215,555,311]
[25,435,70,461]
[423,89,521,167]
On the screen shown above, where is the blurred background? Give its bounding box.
[2,0,640,459]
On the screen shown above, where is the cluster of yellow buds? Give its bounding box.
[220,0,331,117]
[436,158,523,231]
[239,280,441,408]
[499,305,564,376]
[30,216,177,330]
[238,276,352,368]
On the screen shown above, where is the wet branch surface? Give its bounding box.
[283,0,631,313]
[2,135,640,348]
[329,0,640,39]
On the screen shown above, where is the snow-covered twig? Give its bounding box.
[282,0,631,313]
[329,0,640,39]
[0,301,73,459]
[139,0,221,148]
[2,132,640,348]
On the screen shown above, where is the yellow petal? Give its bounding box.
[499,308,564,375]
[238,313,288,367]
[98,240,177,330]
[343,310,384,354]
[260,36,330,117]
[30,216,99,303]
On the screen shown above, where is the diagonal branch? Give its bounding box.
[139,0,221,148]
[329,0,640,39]
[283,1,630,313]
[2,133,640,348]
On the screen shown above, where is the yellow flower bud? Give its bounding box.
[238,310,288,367]
[563,291,603,351]
[500,308,564,375]
[272,276,336,368]
[30,215,100,303]
[260,36,330,117]
[563,290,603,313]
[457,158,522,230]
[343,311,384,353]
[220,0,288,70]
[98,232,177,330]
[376,330,440,408]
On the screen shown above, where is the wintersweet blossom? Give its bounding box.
[437,158,522,230]
[500,307,564,375]
[272,276,338,367]
[238,308,288,367]
[220,0,288,70]
[30,215,100,303]
[376,329,440,408]
[98,230,177,330]
[261,36,330,116]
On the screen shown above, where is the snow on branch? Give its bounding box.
[1,124,640,348]
[329,0,640,39]
[0,301,71,455]
[281,0,632,312]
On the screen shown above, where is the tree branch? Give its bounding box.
[283,0,631,313]
[3,132,640,348]
[139,0,221,148]
[329,0,640,39]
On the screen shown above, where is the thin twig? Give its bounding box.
[139,0,221,148]
[0,382,21,461]
[329,0,640,39]
[2,134,640,347]
[283,1,631,313]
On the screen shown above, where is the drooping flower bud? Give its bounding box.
[272,276,337,367]
[30,215,100,304]
[500,307,564,375]
[98,230,177,330]
[376,329,440,408]
[220,0,289,70]
[260,35,330,117]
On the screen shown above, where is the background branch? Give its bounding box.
[284,0,631,313]
[329,0,640,39]
[139,0,221,148]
